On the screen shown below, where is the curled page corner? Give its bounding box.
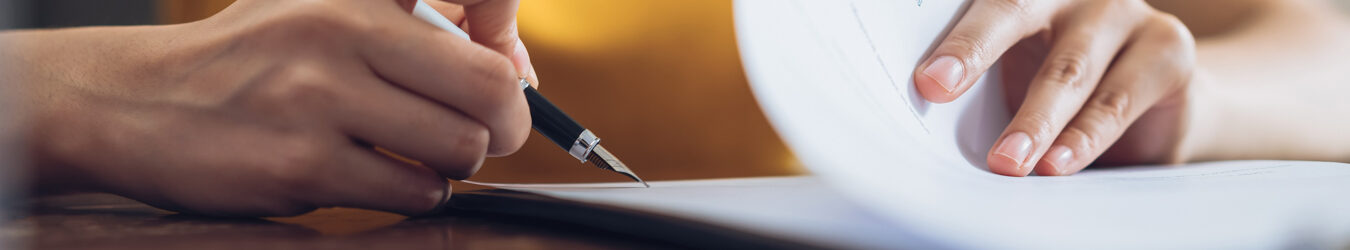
[735,0,1350,248]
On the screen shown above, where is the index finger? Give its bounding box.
[424,0,538,87]
[361,1,530,156]
[436,0,521,60]
[914,0,1061,103]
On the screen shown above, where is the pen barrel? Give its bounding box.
[524,86,588,151]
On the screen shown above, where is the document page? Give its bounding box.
[458,177,935,249]
[734,0,1350,248]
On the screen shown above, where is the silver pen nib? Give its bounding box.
[585,145,649,188]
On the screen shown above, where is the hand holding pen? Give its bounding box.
[6,0,538,216]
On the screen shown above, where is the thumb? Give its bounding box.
[440,0,521,59]
[511,39,539,88]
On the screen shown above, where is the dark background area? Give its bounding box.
[1,0,155,29]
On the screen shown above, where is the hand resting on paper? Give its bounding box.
[913,0,1350,176]
[1,0,538,216]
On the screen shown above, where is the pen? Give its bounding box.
[412,1,648,187]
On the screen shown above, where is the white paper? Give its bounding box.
[735,0,1350,249]
[471,177,937,249]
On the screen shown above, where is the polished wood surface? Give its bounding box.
[5,193,680,249]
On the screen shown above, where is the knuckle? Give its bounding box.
[1040,52,1091,89]
[1013,111,1058,140]
[493,112,532,156]
[264,137,330,192]
[456,126,491,158]
[1087,90,1132,128]
[941,33,992,67]
[1144,13,1196,47]
[1140,13,1198,90]
[464,51,523,126]
[1060,126,1101,154]
[485,104,531,156]
[483,25,521,51]
[440,125,488,179]
[1168,60,1196,92]
[263,65,344,107]
[468,50,519,92]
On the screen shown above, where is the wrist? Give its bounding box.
[1,31,89,193]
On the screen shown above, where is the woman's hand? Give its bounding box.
[913,0,1197,176]
[6,0,535,216]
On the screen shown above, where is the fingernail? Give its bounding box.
[992,132,1033,170]
[510,40,534,79]
[526,65,540,88]
[922,56,964,93]
[1043,145,1075,175]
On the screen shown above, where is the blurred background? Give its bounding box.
[3,0,806,186]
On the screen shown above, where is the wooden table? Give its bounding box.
[4,193,682,250]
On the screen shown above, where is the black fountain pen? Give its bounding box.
[411,1,647,187]
[519,79,649,187]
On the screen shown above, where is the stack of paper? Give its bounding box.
[450,0,1350,248]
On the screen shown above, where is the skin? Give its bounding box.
[1,0,1347,217]
[1173,0,1350,163]
[915,0,1350,177]
[1,0,538,217]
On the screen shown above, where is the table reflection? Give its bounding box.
[5,194,674,250]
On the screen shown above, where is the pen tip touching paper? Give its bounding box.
[587,146,650,188]
[630,175,650,188]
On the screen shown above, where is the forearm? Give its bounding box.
[1180,0,1350,162]
[1,25,185,101]
[1,26,180,193]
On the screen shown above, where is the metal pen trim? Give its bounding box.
[568,129,601,162]
[415,5,647,187]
